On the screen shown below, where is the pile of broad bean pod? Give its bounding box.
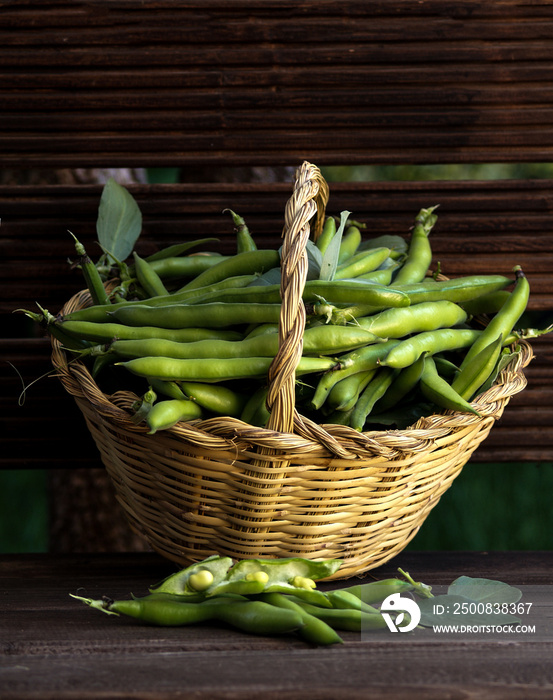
[71,554,433,645]
[26,182,538,434]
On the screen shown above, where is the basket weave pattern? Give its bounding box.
[52,163,532,579]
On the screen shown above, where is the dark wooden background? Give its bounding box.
[4,1,553,167]
[2,1,553,550]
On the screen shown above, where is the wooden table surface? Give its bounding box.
[2,551,552,699]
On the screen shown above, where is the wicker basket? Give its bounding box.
[52,162,532,579]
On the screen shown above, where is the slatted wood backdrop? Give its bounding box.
[2,0,553,479]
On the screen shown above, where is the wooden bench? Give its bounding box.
[2,2,553,696]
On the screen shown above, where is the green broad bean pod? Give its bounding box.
[147,378,189,401]
[333,247,391,280]
[355,267,395,285]
[119,355,339,383]
[179,249,280,291]
[326,369,377,412]
[395,274,513,305]
[101,324,384,363]
[325,589,380,615]
[133,251,169,297]
[322,274,512,327]
[69,232,110,306]
[146,254,229,280]
[338,225,362,264]
[108,302,284,329]
[240,386,270,427]
[392,206,438,285]
[190,279,411,309]
[150,555,234,595]
[356,300,468,339]
[379,328,482,369]
[144,237,220,263]
[457,266,530,373]
[259,593,343,646]
[61,274,259,323]
[145,398,203,433]
[152,555,340,604]
[72,594,304,636]
[332,578,415,605]
[371,353,427,415]
[224,209,257,254]
[311,339,401,410]
[59,319,243,344]
[180,381,248,417]
[290,599,389,632]
[315,216,337,254]
[350,366,400,431]
[460,290,512,317]
[420,355,480,416]
[451,333,504,401]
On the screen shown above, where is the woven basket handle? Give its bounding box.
[264,161,329,435]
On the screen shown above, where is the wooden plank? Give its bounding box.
[2,551,552,699]
[4,1,553,166]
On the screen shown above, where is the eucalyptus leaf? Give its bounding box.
[319,210,351,281]
[96,178,142,263]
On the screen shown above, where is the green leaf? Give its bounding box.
[248,266,282,286]
[319,210,351,281]
[305,239,323,280]
[249,242,321,286]
[448,576,522,605]
[96,178,142,263]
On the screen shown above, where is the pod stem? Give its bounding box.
[69,593,119,616]
[398,568,433,599]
